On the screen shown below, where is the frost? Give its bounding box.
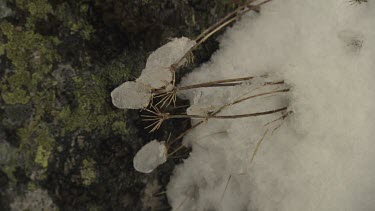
[133,140,167,173]
[146,37,196,69]
[137,66,173,89]
[110,81,152,109]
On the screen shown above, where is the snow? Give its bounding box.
[166,1,375,211]
[133,140,168,173]
[137,66,173,89]
[145,37,196,69]
[110,81,152,109]
[111,37,196,109]
[137,37,196,88]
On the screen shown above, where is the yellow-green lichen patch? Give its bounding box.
[15,0,53,20]
[80,159,97,186]
[0,21,60,105]
[0,21,60,71]
[34,146,51,168]
[112,121,128,136]
[17,121,55,172]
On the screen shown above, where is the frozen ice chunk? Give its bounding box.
[146,37,196,69]
[133,140,168,173]
[111,81,152,109]
[137,66,173,89]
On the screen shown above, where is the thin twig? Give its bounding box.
[250,128,269,163]
[221,175,232,200]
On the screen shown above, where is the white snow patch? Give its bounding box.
[146,37,196,69]
[167,1,375,211]
[137,66,173,89]
[133,140,168,173]
[111,81,152,109]
[137,37,196,89]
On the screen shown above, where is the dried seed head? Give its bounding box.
[133,140,168,173]
[111,81,152,109]
[165,84,175,92]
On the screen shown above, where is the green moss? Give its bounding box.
[80,159,96,186]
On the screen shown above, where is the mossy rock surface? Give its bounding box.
[0,0,239,210]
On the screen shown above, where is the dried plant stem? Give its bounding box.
[250,128,269,163]
[153,76,283,108]
[167,121,205,149]
[166,87,289,146]
[154,76,254,96]
[154,76,283,97]
[168,144,188,157]
[164,107,287,120]
[231,88,289,106]
[194,0,257,42]
[166,108,285,156]
[178,76,259,90]
[264,110,293,126]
